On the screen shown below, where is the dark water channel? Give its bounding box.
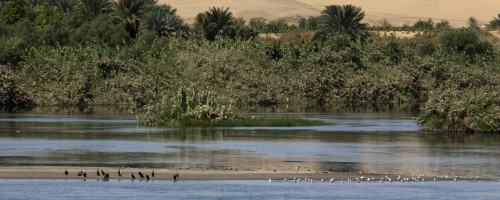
[1,104,499,179]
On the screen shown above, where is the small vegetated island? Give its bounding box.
[1,1,500,130]
[136,87,332,126]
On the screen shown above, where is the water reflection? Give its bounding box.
[0,104,499,178]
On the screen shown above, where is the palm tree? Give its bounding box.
[202,7,233,40]
[313,4,370,43]
[139,5,184,37]
[78,0,113,21]
[51,0,78,14]
[194,13,210,40]
[113,0,147,38]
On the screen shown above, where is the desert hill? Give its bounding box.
[158,0,500,27]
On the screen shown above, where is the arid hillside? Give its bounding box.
[159,0,500,27]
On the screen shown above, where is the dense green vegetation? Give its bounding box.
[1,1,500,129]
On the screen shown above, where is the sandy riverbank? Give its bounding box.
[0,166,489,182]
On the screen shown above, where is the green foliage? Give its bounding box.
[314,4,370,43]
[70,0,112,24]
[249,17,266,30]
[137,87,235,125]
[418,88,500,133]
[219,18,258,41]
[199,7,233,40]
[52,0,77,14]
[307,16,319,30]
[34,5,64,29]
[0,1,28,25]
[24,0,47,21]
[0,65,31,104]
[114,0,147,38]
[0,36,27,65]
[435,20,450,30]
[71,14,130,46]
[467,16,479,29]
[38,19,70,45]
[413,18,434,30]
[438,28,485,52]
[139,4,187,37]
[489,14,500,29]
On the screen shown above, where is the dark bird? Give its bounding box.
[118,169,121,176]
[65,170,68,175]
[152,170,154,177]
[139,172,144,178]
[176,171,179,178]
[146,175,150,180]
[101,170,105,176]
[97,170,100,176]
[131,173,135,179]
[77,171,83,176]
[105,174,110,179]
[173,175,177,181]
[83,173,87,177]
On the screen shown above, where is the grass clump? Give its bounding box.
[417,88,500,133]
[137,86,235,126]
[136,87,331,127]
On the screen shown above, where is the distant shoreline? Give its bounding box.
[0,166,494,182]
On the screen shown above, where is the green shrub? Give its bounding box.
[70,14,130,46]
[0,37,27,65]
[438,28,479,51]
[298,18,307,29]
[435,20,450,29]
[35,5,64,29]
[307,16,319,30]
[489,14,500,29]
[137,86,235,125]
[467,17,479,29]
[38,19,70,46]
[413,18,434,30]
[418,88,500,133]
[0,65,31,104]
[0,1,27,25]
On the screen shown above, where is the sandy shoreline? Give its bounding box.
[0,166,491,182]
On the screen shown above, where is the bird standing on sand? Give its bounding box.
[118,169,121,176]
[176,172,179,178]
[173,175,177,181]
[101,170,105,176]
[146,175,150,180]
[97,170,100,176]
[139,172,144,178]
[131,173,135,179]
[83,173,87,178]
[65,170,68,175]
[152,170,155,177]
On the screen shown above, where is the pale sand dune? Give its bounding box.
[158,0,500,27]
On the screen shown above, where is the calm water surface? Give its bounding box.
[1,179,499,200]
[0,104,499,179]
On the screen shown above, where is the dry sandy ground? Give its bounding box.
[0,166,488,181]
[159,0,500,27]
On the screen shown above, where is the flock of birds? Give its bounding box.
[64,169,180,181]
[269,173,480,183]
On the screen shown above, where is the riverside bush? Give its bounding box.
[137,86,235,125]
[418,88,500,133]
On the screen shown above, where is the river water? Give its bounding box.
[1,179,499,200]
[0,104,499,198]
